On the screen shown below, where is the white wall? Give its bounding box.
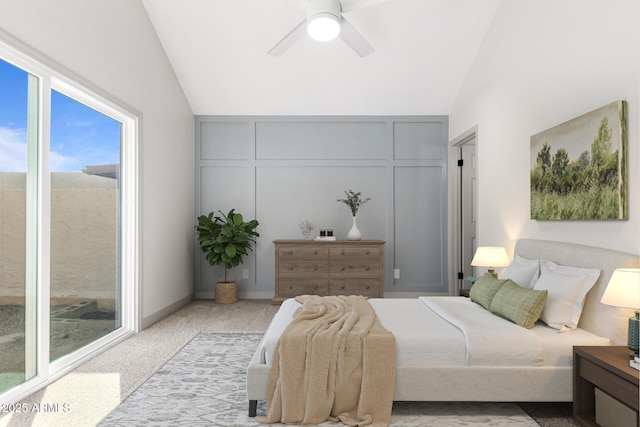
[0,0,195,327]
[450,0,640,256]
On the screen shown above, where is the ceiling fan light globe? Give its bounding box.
[307,13,341,41]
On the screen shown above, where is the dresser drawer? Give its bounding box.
[278,246,328,259]
[278,279,329,297]
[329,246,381,259]
[330,280,382,297]
[273,240,384,304]
[330,261,380,278]
[279,260,329,277]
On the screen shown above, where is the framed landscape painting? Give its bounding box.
[530,100,627,220]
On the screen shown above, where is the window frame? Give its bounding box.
[0,35,140,404]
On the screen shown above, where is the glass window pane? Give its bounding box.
[49,90,121,362]
[0,59,37,393]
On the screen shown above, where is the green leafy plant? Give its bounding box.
[195,209,259,282]
[337,189,371,216]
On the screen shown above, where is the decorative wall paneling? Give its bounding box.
[195,116,448,298]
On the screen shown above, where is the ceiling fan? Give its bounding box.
[268,0,388,57]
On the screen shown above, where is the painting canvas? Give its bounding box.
[530,100,627,220]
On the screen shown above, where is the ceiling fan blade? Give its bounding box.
[268,19,307,56]
[339,17,374,57]
[340,0,391,13]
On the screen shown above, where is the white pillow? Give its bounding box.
[532,261,601,331]
[501,255,540,289]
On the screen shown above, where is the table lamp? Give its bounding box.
[600,268,640,355]
[471,246,510,279]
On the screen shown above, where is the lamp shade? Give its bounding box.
[471,246,510,268]
[601,268,640,309]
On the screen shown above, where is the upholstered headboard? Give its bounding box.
[515,239,639,346]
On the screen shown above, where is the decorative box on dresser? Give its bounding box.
[273,240,384,305]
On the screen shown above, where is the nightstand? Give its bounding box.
[459,288,471,297]
[573,346,639,426]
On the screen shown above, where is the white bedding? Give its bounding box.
[419,297,543,366]
[261,296,610,368]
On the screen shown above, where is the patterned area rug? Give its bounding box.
[99,332,539,426]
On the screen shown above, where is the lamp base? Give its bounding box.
[488,268,498,279]
[628,311,639,355]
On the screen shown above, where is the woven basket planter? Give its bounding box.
[215,281,238,304]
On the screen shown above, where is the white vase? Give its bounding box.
[347,216,362,241]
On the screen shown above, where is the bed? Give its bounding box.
[246,238,639,416]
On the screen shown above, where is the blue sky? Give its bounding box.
[0,58,120,173]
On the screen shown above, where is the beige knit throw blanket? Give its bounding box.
[257,295,396,427]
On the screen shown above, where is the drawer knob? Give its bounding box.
[366,250,370,255]
[313,249,318,254]
[288,250,293,255]
[288,285,293,289]
[313,284,318,289]
[288,266,293,271]
[365,266,370,271]
[341,267,345,271]
[366,285,370,290]
[341,250,345,255]
[313,266,318,271]
[341,285,345,290]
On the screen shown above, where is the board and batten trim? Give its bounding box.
[194,115,449,297]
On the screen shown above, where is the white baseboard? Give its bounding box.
[141,293,193,329]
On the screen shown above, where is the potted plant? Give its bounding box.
[195,209,259,304]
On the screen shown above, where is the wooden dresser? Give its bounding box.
[273,240,384,304]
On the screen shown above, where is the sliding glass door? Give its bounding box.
[0,59,38,394]
[49,90,122,363]
[0,41,138,403]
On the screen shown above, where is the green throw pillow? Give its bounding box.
[489,280,548,329]
[469,273,507,310]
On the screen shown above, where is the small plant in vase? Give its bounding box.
[195,209,259,304]
[337,189,370,241]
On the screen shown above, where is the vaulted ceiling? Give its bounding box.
[141,0,500,115]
